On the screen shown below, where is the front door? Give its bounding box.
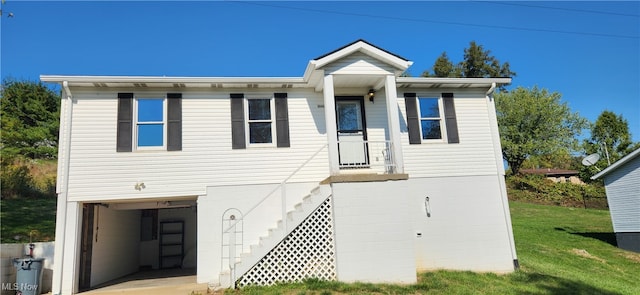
[336,97,368,167]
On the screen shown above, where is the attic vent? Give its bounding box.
[211,83,224,88]
[133,83,148,87]
[429,83,442,88]
[173,83,186,88]
[281,84,293,88]
[248,84,259,88]
[93,83,108,87]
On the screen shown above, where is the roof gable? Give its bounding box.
[591,148,640,180]
[308,39,413,72]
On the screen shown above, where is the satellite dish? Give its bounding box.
[582,153,601,171]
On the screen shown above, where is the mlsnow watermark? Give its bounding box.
[1,282,39,292]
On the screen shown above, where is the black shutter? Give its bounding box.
[167,93,182,151]
[442,93,459,143]
[117,93,134,152]
[404,93,421,144]
[274,93,290,148]
[230,93,246,149]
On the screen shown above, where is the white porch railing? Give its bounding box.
[338,140,396,174]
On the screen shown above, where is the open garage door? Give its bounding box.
[78,198,197,292]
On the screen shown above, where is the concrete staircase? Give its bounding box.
[218,184,332,288]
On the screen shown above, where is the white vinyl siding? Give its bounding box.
[603,156,640,233]
[399,90,499,178]
[65,89,329,202]
[324,52,396,75]
[63,87,501,201]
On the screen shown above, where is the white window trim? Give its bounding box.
[417,95,447,143]
[134,95,167,151]
[245,96,276,147]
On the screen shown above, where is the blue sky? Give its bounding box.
[2,1,639,143]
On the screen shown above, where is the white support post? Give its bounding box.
[60,201,81,295]
[384,75,404,173]
[323,74,340,175]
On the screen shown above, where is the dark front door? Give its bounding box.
[336,97,368,167]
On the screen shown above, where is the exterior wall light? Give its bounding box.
[368,89,376,103]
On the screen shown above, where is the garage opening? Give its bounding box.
[78,199,197,292]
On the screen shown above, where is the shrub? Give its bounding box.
[506,174,607,209]
[1,157,56,199]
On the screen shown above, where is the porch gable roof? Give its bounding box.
[304,39,414,76]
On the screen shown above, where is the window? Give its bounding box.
[117,92,182,152]
[418,97,444,140]
[404,92,458,144]
[231,93,290,149]
[247,98,274,144]
[136,98,165,148]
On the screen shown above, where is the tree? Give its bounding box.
[495,86,588,175]
[580,111,638,180]
[422,52,460,77]
[584,111,635,163]
[460,41,514,78]
[421,41,515,78]
[1,79,60,160]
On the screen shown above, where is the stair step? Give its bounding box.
[219,184,332,287]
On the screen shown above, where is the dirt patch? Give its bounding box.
[620,252,640,263]
[571,248,606,263]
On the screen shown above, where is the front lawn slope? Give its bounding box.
[510,201,638,295]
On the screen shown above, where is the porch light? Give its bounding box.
[367,88,376,103]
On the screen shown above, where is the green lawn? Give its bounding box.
[225,202,639,295]
[0,197,57,243]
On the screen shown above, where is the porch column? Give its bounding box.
[384,75,405,173]
[323,74,340,175]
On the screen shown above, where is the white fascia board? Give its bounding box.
[396,77,512,86]
[312,42,413,71]
[40,75,306,85]
[591,148,640,180]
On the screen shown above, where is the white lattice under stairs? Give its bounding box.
[219,185,334,288]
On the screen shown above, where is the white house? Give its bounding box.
[592,148,640,253]
[41,40,518,294]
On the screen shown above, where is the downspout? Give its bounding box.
[52,81,74,294]
[486,82,519,270]
[486,82,496,96]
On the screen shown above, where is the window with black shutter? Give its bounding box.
[404,92,459,144]
[116,92,182,152]
[230,93,290,149]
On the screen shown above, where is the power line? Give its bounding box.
[474,1,640,18]
[227,1,638,40]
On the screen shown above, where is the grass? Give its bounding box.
[222,202,640,295]
[1,159,57,243]
[0,197,57,243]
